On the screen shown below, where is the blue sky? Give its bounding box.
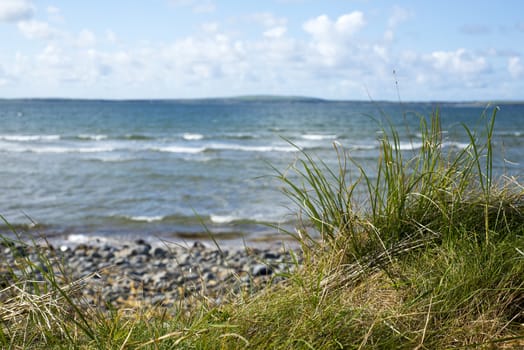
[0,0,523,100]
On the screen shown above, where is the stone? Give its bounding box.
[252,264,272,276]
[132,244,151,256]
[153,247,168,258]
[203,272,216,281]
[151,294,166,305]
[263,251,280,260]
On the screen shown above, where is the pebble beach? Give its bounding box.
[0,238,302,309]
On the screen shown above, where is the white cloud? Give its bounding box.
[384,6,412,42]
[508,56,523,78]
[336,12,366,36]
[106,30,118,43]
[201,22,219,33]
[388,6,411,28]
[264,26,287,39]
[303,12,366,66]
[17,20,57,40]
[162,33,246,77]
[383,29,394,41]
[0,5,516,100]
[303,12,365,41]
[0,0,34,22]
[77,29,96,47]
[425,48,488,75]
[37,44,70,67]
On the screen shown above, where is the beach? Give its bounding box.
[0,237,301,309]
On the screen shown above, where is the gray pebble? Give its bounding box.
[252,264,272,276]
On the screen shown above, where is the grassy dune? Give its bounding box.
[1,109,523,348]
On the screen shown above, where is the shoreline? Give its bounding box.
[0,219,300,251]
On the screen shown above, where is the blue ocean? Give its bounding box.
[1,98,523,244]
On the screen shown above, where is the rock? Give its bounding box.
[263,251,280,260]
[132,243,151,256]
[153,247,168,258]
[252,264,272,276]
[151,294,166,305]
[203,272,216,281]
[151,270,168,284]
[192,241,206,249]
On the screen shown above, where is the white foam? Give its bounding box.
[398,142,423,151]
[154,146,206,154]
[183,133,204,141]
[127,215,164,222]
[0,135,60,142]
[352,143,377,150]
[78,134,108,141]
[94,155,134,162]
[5,146,115,154]
[210,215,238,224]
[495,131,523,137]
[66,233,96,244]
[443,141,469,149]
[209,143,297,153]
[301,134,336,141]
[28,146,116,154]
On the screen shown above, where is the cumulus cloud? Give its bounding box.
[0,0,34,22]
[77,29,96,47]
[17,20,58,40]
[304,12,365,40]
[1,4,517,100]
[263,26,287,39]
[303,12,366,66]
[105,30,118,43]
[37,44,70,67]
[425,48,488,75]
[162,33,246,81]
[508,56,523,78]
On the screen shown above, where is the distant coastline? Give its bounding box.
[1,95,523,105]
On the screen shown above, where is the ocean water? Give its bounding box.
[0,98,523,244]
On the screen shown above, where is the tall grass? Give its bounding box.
[280,108,522,253]
[266,108,524,347]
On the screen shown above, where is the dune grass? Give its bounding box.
[0,109,523,348]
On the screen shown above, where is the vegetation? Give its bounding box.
[0,109,523,348]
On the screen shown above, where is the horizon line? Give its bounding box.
[1,95,523,104]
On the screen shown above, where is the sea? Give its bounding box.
[0,98,523,246]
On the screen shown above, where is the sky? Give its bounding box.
[0,0,523,101]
